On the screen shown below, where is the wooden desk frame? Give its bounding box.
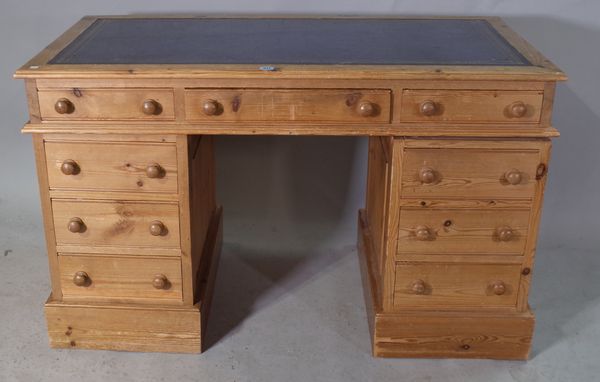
[15,15,565,359]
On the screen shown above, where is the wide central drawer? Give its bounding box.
[58,254,182,301]
[45,141,178,193]
[184,89,391,123]
[397,208,530,255]
[394,262,521,309]
[52,200,180,249]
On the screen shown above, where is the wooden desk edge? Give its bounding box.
[13,15,567,81]
[20,123,561,138]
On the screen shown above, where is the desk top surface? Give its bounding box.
[15,16,565,80]
[49,18,528,66]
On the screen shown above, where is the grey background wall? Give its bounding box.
[1,1,599,381]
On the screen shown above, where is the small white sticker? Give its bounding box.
[29,65,40,69]
[259,65,276,72]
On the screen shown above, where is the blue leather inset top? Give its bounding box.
[49,18,530,66]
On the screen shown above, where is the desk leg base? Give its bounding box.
[44,207,223,354]
[358,209,535,360]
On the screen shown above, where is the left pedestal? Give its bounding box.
[32,134,220,353]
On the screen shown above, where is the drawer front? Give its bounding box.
[402,148,540,199]
[52,200,180,248]
[184,89,391,123]
[38,88,175,121]
[45,141,178,193]
[394,262,521,308]
[400,90,543,124]
[59,255,182,301]
[397,208,530,255]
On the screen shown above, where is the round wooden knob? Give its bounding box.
[509,101,527,118]
[142,99,162,115]
[202,100,219,116]
[153,274,169,289]
[411,279,427,294]
[496,226,514,242]
[68,217,84,233]
[55,98,74,114]
[415,225,432,241]
[73,271,90,287]
[491,281,506,295]
[504,169,522,185]
[60,159,79,175]
[357,102,376,117]
[419,167,436,184]
[145,163,164,179]
[149,221,165,236]
[420,100,437,116]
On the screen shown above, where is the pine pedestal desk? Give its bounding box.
[15,16,566,359]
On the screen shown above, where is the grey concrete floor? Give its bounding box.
[1,198,599,382]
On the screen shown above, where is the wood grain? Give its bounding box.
[357,209,383,354]
[16,15,563,358]
[58,254,183,301]
[38,88,175,121]
[188,136,217,302]
[184,89,391,123]
[397,208,530,255]
[45,298,201,353]
[51,200,180,249]
[22,122,561,138]
[359,209,533,359]
[198,206,223,349]
[45,140,178,193]
[400,89,543,124]
[366,137,390,277]
[401,146,541,199]
[176,135,193,305]
[374,310,534,359]
[32,135,62,298]
[393,262,521,309]
[517,140,552,311]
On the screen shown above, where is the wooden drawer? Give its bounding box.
[397,208,530,256]
[401,146,541,199]
[400,89,543,124]
[58,254,182,301]
[38,88,175,121]
[184,89,391,123]
[45,140,178,193]
[394,262,521,309]
[52,200,180,249]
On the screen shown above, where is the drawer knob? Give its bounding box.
[411,279,427,294]
[73,271,90,287]
[420,100,437,116]
[54,98,74,114]
[142,99,162,115]
[504,169,523,185]
[60,159,80,175]
[149,220,166,236]
[491,281,506,295]
[202,100,220,116]
[153,274,169,289]
[145,163,165,179]
[357,102,377,117]
[496,226,514,241]
[68,217,85,233]
[509,101,527,118]
[415,225,433,241]
[419,167,436,184]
